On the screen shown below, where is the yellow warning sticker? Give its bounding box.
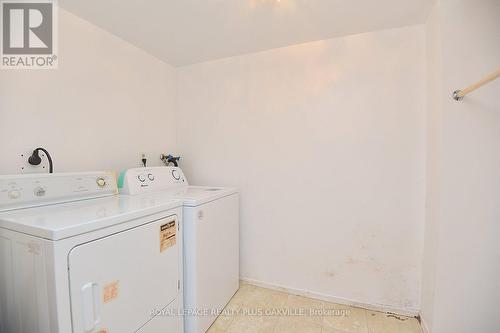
[103,281,119,304]
[160,221,176,252]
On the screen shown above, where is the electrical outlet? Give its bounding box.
[18,151,48,174]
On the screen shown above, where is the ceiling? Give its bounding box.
[59,0,435,67]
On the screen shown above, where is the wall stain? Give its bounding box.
[323,270,336,278]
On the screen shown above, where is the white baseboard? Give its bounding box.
[420,317,430,333]
[240,276,420,318]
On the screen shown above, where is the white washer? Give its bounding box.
[119,167,239,333]
[0,172,184,333]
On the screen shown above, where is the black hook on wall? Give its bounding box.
[28,147,54,173]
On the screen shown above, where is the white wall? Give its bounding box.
[421,3,442,330]
[421,0,500,332]
[176,26,426,313]
[0,9,177,174]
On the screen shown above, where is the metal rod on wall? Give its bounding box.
[453,68,500,101]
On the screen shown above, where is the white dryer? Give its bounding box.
[119,167,239,333]
[0,172,184,333]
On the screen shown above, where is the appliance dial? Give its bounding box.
[138,174,146,182]
[34,186,46,197]
[8,190,20,199]
[172,169,180,180]
[148,174,155,181]
[96,177,106,187]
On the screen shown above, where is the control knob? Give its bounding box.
[96,177,106,187]
[34,186,46,197]
[172,169,180,180]
[8,190,20,199]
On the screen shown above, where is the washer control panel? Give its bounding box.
[119,167,187,195]
[0,172,117,212]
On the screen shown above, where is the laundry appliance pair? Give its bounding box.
[0,167,238,333]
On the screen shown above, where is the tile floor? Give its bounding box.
[207,283,422,333]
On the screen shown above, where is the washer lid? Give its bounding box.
[0,193,182,240]
[173,186,238,207]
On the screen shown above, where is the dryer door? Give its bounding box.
[68,215,181,333]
